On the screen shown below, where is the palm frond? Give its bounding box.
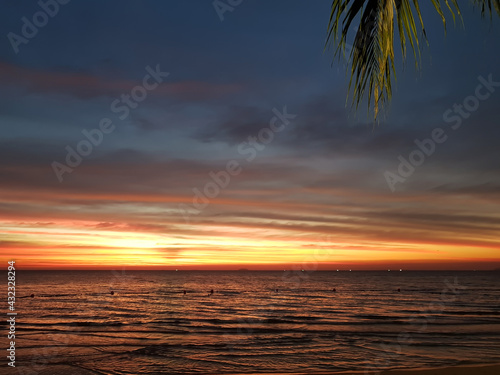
[472,0,500,17]
[326,0,465,121]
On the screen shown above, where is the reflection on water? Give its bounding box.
[9,270,500,374]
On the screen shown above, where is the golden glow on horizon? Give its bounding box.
[1,217,499,270]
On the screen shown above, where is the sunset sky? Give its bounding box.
[1,1,499,270]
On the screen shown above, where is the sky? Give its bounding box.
[0,0,499,270]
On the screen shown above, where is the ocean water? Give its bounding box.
[8,270,500,374]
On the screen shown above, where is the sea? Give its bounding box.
[7,270,500,374]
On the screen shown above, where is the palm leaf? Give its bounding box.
[326,0,468,121]
[472,0,500,17]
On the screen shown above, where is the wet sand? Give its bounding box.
[372,363,500,375]
[13,363,500,375]
[232,363,500,375]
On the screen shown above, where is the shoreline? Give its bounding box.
[225,363,500,375]
[14,362,500,375]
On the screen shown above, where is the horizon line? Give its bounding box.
[13,268,500,272]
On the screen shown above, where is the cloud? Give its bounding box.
[155,247,184,260]
[192,105,272,144]
[0,62,243,101]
